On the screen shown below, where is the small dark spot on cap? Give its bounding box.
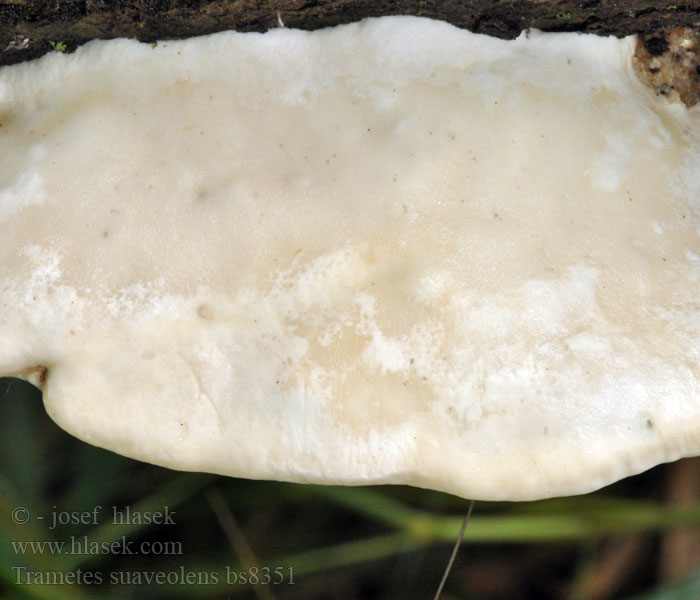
[197,304,213,320]
[646,418,654,429]
[20,365,48,387]
[644,37,668,56]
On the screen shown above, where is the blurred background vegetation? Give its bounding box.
[1,376,699,600]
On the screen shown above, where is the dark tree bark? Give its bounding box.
[1,0,699,65]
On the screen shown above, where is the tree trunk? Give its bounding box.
[1,0,699,66]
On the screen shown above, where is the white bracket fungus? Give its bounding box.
[1,17,699,500]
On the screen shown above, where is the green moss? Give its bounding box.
[49,40,67,52]
[556,11,572,20]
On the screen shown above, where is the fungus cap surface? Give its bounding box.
[1,17,700,500]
